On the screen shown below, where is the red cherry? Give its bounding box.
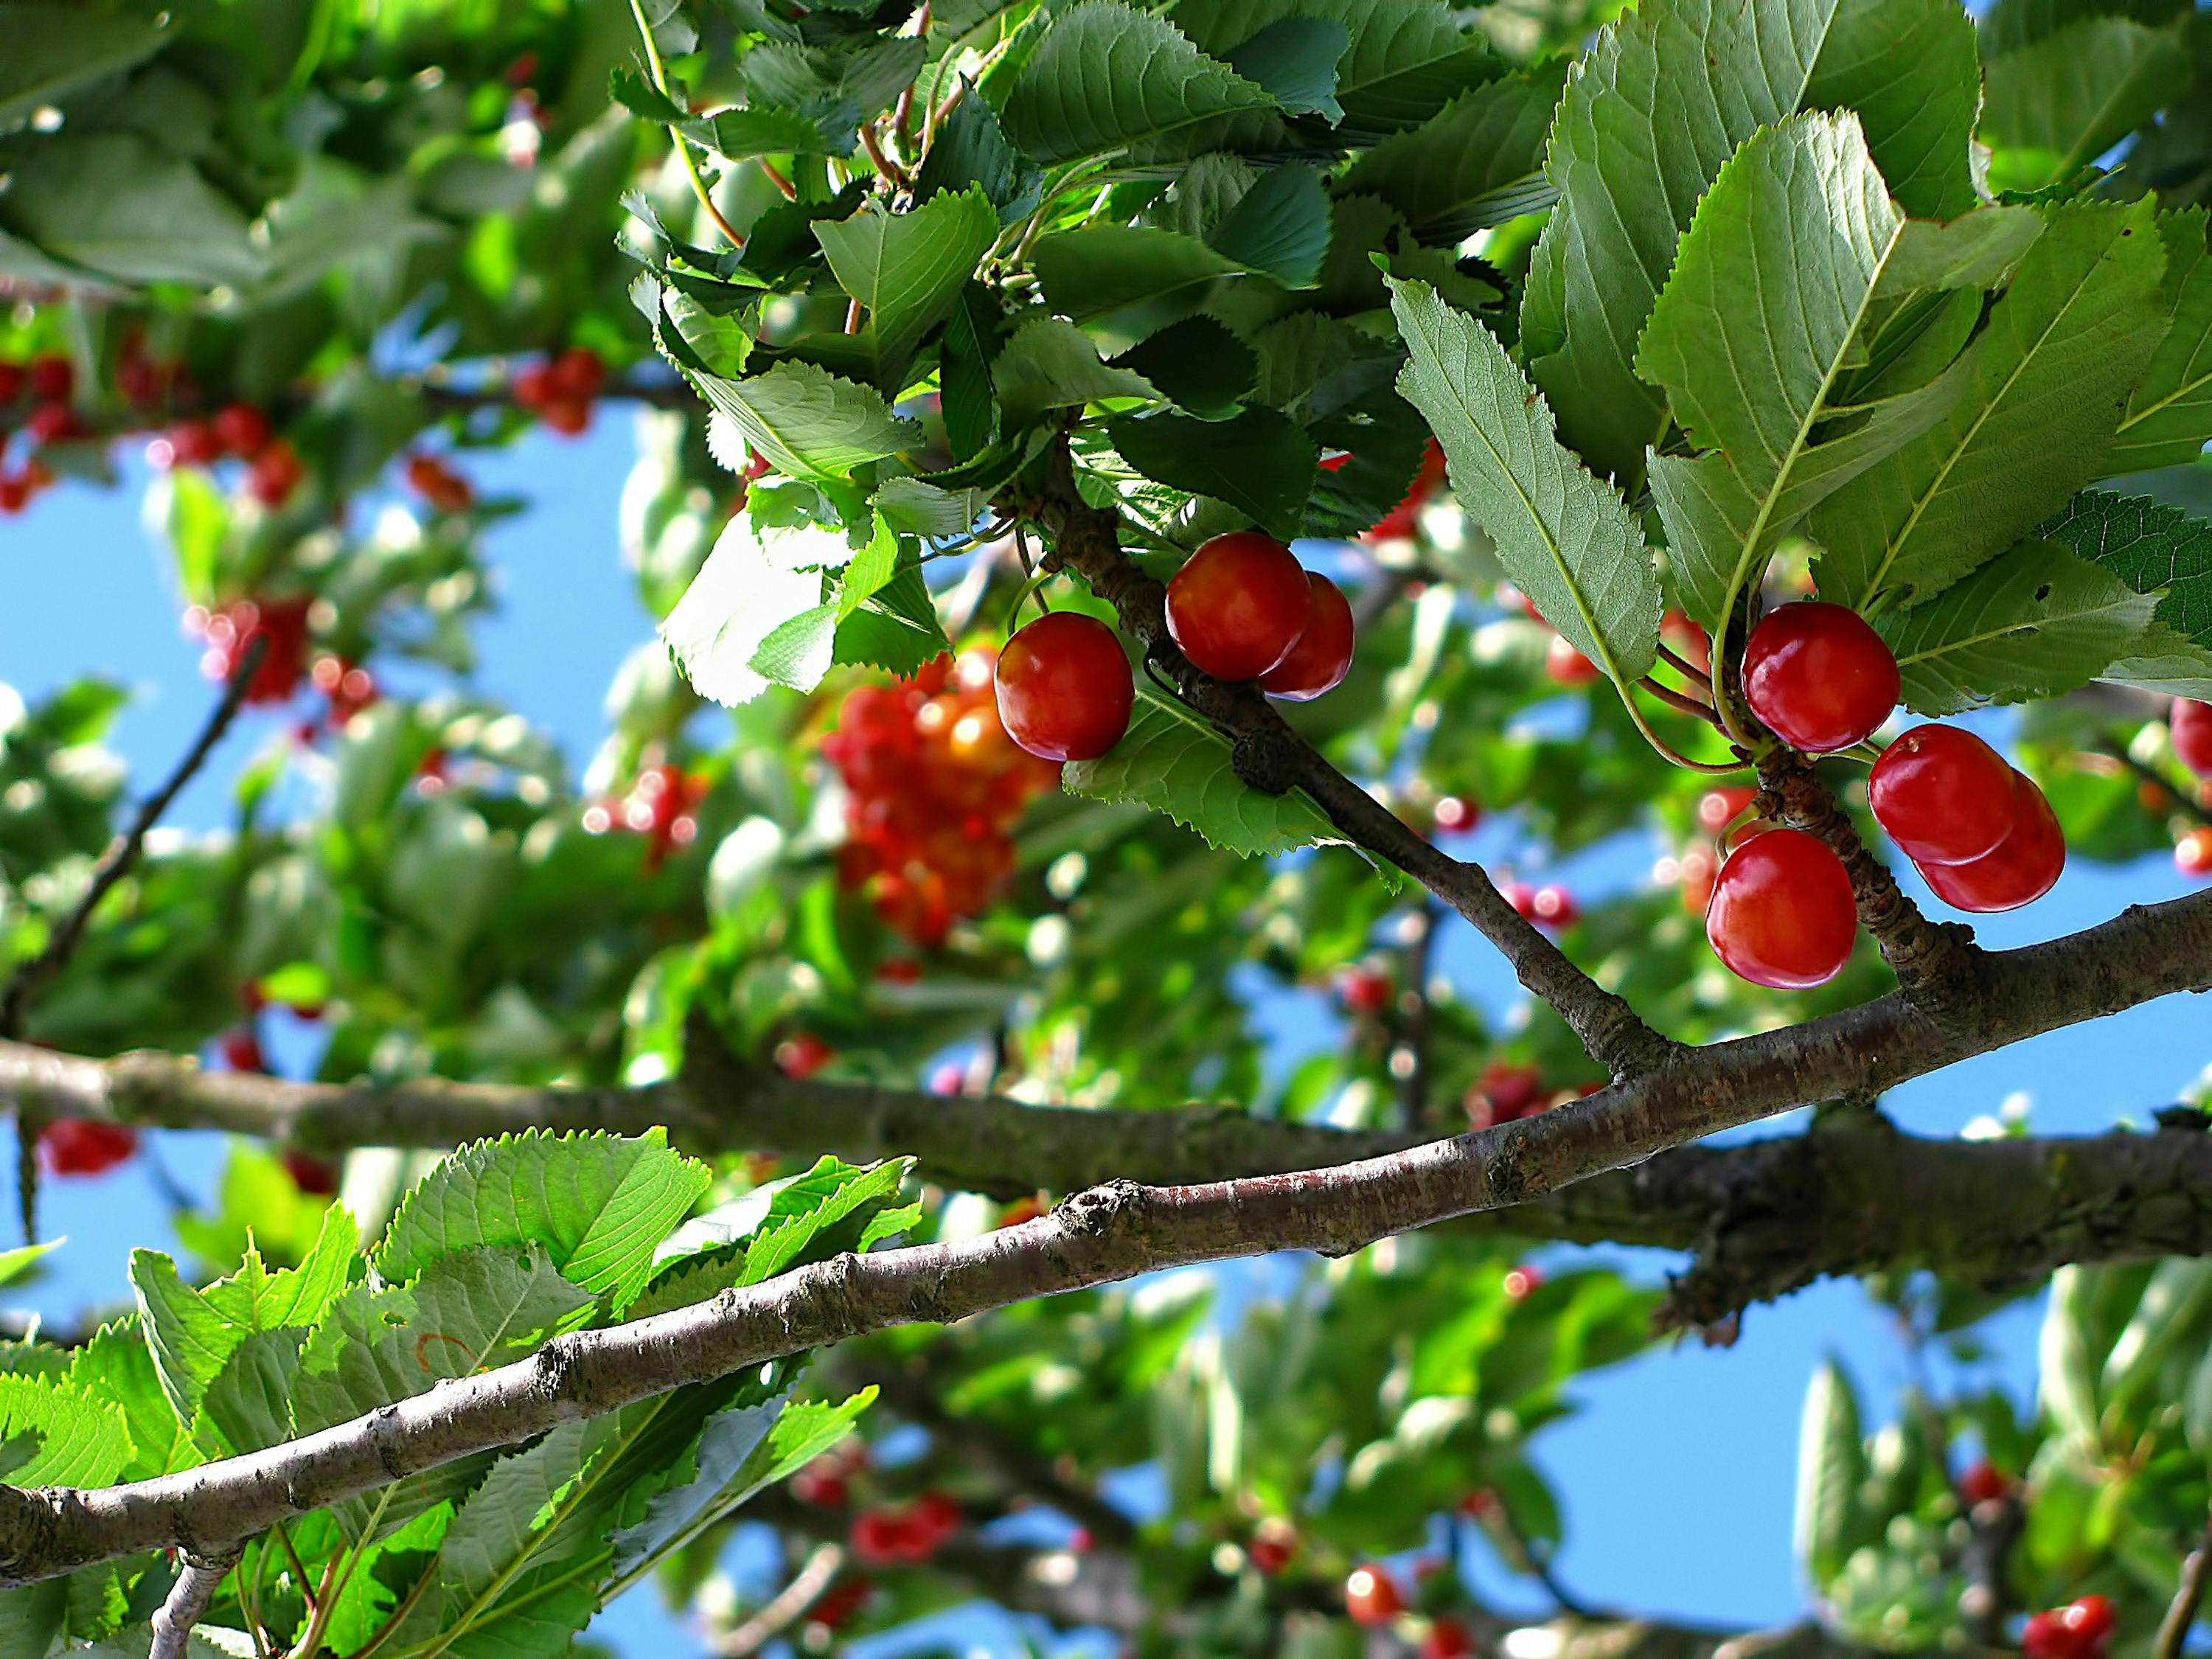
[848,1512,910,1565]
[27,355,72,403]
[776,1033,835,1079]
[1697,786,1759,835]
[806,1576,873,1632]
[2178,826,2212,879]
[912,1492,961,1543]
[1742,602,1899,753]
[2023,1611,2083,1659]
[212,403,272,457]
[1868,725,2017,866]
[1318,451,1352,473]
[1466,1062,1546,1127]
[2063,1596,2117,1645]
[1166,532,1315,681]
[1705,827,1857,989]
[2173,699,2212,780]
[1917,770,2064,914]
[248,442,305,508]
[0,476,29,515]
[1248,1534,1295,1576]
[39,1119,139,1178]
[1258,571,1354,700]
[548,347,606,400]
[1957,1461,2010,1506]
[164,421,223,468]
[26,403,81,445]
[1502,1264,1543,1300]
[792,1462,850,1508]
[1424,1618,1476,1659]
[1500,880,1540,921]
[1529,884,1578,928]
[220,1030,268,1074]
[1345,1566,1403,1627]
[539,397,591,436]
[1545,632,1600,687]
[283,1152,340,1196]
[995,612,1133,762]
[1337,965,1392,1015]
[0,363,22,403]
[512,361,557,408]
[1365,438,1447,540]
[1433,795,1479,835]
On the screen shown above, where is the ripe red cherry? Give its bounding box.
[1503,1263,1543,1300]
[995,612,1134,762]
[1957,1461,2010,1506]
[2063,1595,2117,1646]
[1697,786,1759,835]
[1545,632,1600,687]
[1917,770,2064,914]
[1366,438,1446,540]
[1337,965,1392,1015]
[1259,571,1354,700]
[283,1152,340,1196]
[1466,1062,1546,1127]
[1529,884,1578,928]
[549,347,606,400]
[1705,827,1858,989]
[27,355,72,403]
[39,1119,139,1178]
[1868,725,2017,866]
[1424,1618,1476,1659]
[539,397,591,436]
[248,441,305,508]
[1433,795,1478,834]
[1166,532,1314,681]
[2023,1612,2077,1659]
[1742,602,1899,753]
[2173,698,2212,780]
[220,1029,267,1074]
[776,1033,835,1079]
[2178,826,2212,879]
[1248,1534,1295,1575]
[1346,1566,1403,1627]
[164,421,223,468]
[212,403,272,457]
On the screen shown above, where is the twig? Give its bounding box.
[2155,1513,2212,1659]
[714,1543,845,1655]
[1658,641,1713,686]
[1960,1492,2025,1648]
[859,122,911,192]
[150,1548,241,1659]
[1,636,263,1242]
[2101,738,2212,828]
[1641,677,1725,728]
[625,0,745,248]
[757,158,797,201]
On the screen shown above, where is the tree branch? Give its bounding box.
[2155,1512,2212,1659]
[711,1542,844,1656]
[2,879,2210,1585]
[1028,445,1680,1080]
[148,1548,240,1659]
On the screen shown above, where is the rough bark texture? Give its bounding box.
[1,877,2210,1585]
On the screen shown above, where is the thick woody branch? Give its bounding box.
[1029,451,1678,1079]
[1,882,2209,1585]
[147,1549,238,1659]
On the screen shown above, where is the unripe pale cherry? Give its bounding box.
[1742,601,1899,753]
[1868,725,2017,866]
[1916,769,2064,914]
[995,611,1134,762]
[1166,532,1314,681]
[1259,571,1355,700]
[2173,698,2212,780]
[1705,828,1858,989]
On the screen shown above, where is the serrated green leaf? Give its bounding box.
[1877,538,2159,712]
[0,1239,58,1289]
[2105,207,2212,476]
[1062,686,1339,858]
[1812,201,2169,609]
[834,564,950,674]
[0,1372,129,1488]
[1223,18,1348,122]
[1338,65,1566,241]
[1874,207,2047,296]
[1110,316,1258,420]
[686,104,842,160]
[0,134,261,290]
[2039,489,2212,649]
[812,188,1000,386]
[1032,225,1246,319]
[2098,622,2212,701]
[748,602,841,692]
[195,1328,305,1457]
[872,478,990,538]
[694,361,919,483]
[912,91,1040,223]
[0,4,170,130]
[1980,18,2190,193]
[2041,1265,2109,1459]
[1523,0,1979,483]
[992,317,1162,422]
[1793,1360,1866,1587]
[1207,164,1329,288]
[1390,278,1659,684]
[66,1322,197,1481]
[940,280,1006,460]
[1002,2,1278,164]
[375,1130,710,1307]
[1107,408,1317,540]
[742,35,926,141]
[129,1204,357,1425]
[608,65,689,124]
[737,1157,915,1287]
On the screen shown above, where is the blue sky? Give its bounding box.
[2,415,2205,1654]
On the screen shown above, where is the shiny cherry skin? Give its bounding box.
[1344,1566,1403,1627]
[2173,698,2212,780]
[1697,786,1759,834]
[2179,826,2212,879]
[995,611,1134,762]
[1868,724,2017,866]
[1166,532,1314,682]
[1259,572,1354,700]
[1705,828,1858,989]
[1918,770,2065,914]
[1742,602,1899,753]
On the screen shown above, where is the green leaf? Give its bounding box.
[2038,489,2212,649]
[1390,278,1660,684]
[872,478,990,538]
[0,1373,129,1488]
[1223,18,1349,122]
[1110,316,1258,420]
[912,91,1040,223]
[686,104,844,160]
[197,1328,307,1457]
[1875,206,2047,295]
[1522,0,1980,483]
[0,1239,58,1289]
[1207,164,1330,288]
[0,135,261,290]
[375,1130,709,1307]
[695,361,918,484]
[940,280,1006,459]
[1876,538,2160,713]
[1338,65,1567,241]
[1032,225,1245,319]
[834,565,950,675]
[609,1390,874,1578]
[0,4,170,129]
[1811,201,2170,609]
[2097,622,2212,702]
[738,1158,917,1288]
[2104,207,2212,476]
[1106,408,1318,540]
[1062,686,1341,858]
[129,1205,357,1425]
[992,317,1162,422]
[608,64,690,124]
[1638,114,1973,635]
[1793,1360,1866,1587]
[2041,1265,2110,1458]
[1979,18,2191,193]
[1002,2,1278,164]
[811,188,1001,385]
[742,35,927,141]
[66,1321,197,1481]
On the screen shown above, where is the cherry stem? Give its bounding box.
[1656,641,1711,686]
[757,158,798,201]
[625,0,744,248]
[859,122,910,192]
[1640,677,1723,728]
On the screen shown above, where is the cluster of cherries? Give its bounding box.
[404,452,476,514]
[994,530,1357,764]
[581,762,704,872]
[1705,602,2066,990]
[510,347,607,437]
[846,1491,963,1566]
[151,399,305,509]
[2023,1595,2117,1659]
[2169,698,2212,879]
[1343,1562,1477,1657]
[826,648,1060,946]
[0,353,79,513]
